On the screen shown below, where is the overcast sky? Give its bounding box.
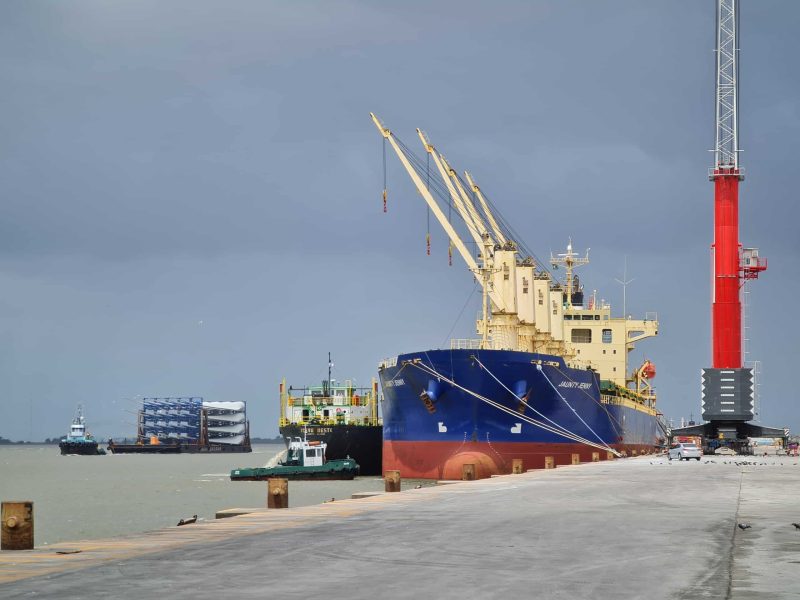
[1,1,798,440]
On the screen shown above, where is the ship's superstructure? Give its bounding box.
[372,114,662,479]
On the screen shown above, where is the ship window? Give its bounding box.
[323,409,329,417]
[564,315,572,320]
[581,315,594,321]
[305,449,315,457]
[503,264,509,280]
[613,349,617,354]
[302,409,310,418]
[602,329,612,343]
[595,315,600,320]
[571,329,592,343]
[602,349,606,354]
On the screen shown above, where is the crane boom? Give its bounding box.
[370,113,503,308]
[465,171,507,246]
[416,130,486,250]
[440,155,493,245]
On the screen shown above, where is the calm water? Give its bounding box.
[0,444,395,546]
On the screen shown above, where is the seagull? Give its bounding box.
[737,523,751,530]
[791,523,800,530]
[177,515,198,526]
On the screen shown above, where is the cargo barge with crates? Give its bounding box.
[279,356,382,475]
[107,397,252,454]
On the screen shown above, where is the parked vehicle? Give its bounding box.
[668,442,702,461]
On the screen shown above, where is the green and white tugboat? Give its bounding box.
[230,436,359,481]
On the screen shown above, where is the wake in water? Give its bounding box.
[264,447,287,468]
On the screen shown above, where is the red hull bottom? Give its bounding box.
[383,440,659,480]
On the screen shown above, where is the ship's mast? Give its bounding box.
[550,240,589,310]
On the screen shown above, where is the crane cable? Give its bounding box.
[407,360,616,454]
[382,137,388,213]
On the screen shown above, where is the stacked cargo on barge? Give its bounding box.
[279,357,382,475]
[372,114,663,479]
[108,397,251,453]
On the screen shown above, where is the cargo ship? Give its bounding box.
[372,114,663,479]
[279,355,382,475]
[108,397,251,454]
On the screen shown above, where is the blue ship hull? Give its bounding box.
[378,349,659,479]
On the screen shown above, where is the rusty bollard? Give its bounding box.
[385,470,401,493]
[544,456,555,469]
[607,451,616,461]
[462,464,476,481]
[2,501,34,550]
[267,478,288,509]
[592,452,600,462]
[571,453,580,465]
[512,459,524,474]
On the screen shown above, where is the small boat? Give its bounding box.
[59,405,105,455]
[230,437,359,481]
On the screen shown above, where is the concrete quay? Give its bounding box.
[2,455,800,599]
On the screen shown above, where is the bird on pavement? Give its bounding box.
[737,523,751,530]
[791,523,800,530]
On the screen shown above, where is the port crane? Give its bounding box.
[671,0,783,452]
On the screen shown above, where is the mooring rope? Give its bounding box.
[408,360,617,455]
[535,364,616,453]
[472,356,594,445]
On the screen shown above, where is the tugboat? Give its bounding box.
[59,405,105,455]
[230,437,359,481]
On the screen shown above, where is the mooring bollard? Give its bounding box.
[607,451,616,461]
[592,452,600,462]
[544,456,555,469]
[462,463,476,481]
[512,458,524,474]
[385,470,401,493]
[571,453,580,465]
[1,501,34,550]
[267,478,288,509]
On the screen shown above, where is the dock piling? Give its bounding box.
[385,470,401,493]
[592,452,600,462]
[571,453,580,465]
[512,459,523,474]
[544,456,555,469]
[267,479,288,509]
[1,501,33,550]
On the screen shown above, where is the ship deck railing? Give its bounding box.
[450,339,484,350]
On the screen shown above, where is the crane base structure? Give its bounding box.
[670,421,786,455]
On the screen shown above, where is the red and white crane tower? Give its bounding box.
[709,0,765,372]
[694,0,782,447]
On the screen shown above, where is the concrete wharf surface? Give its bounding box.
[2,455,800,599]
